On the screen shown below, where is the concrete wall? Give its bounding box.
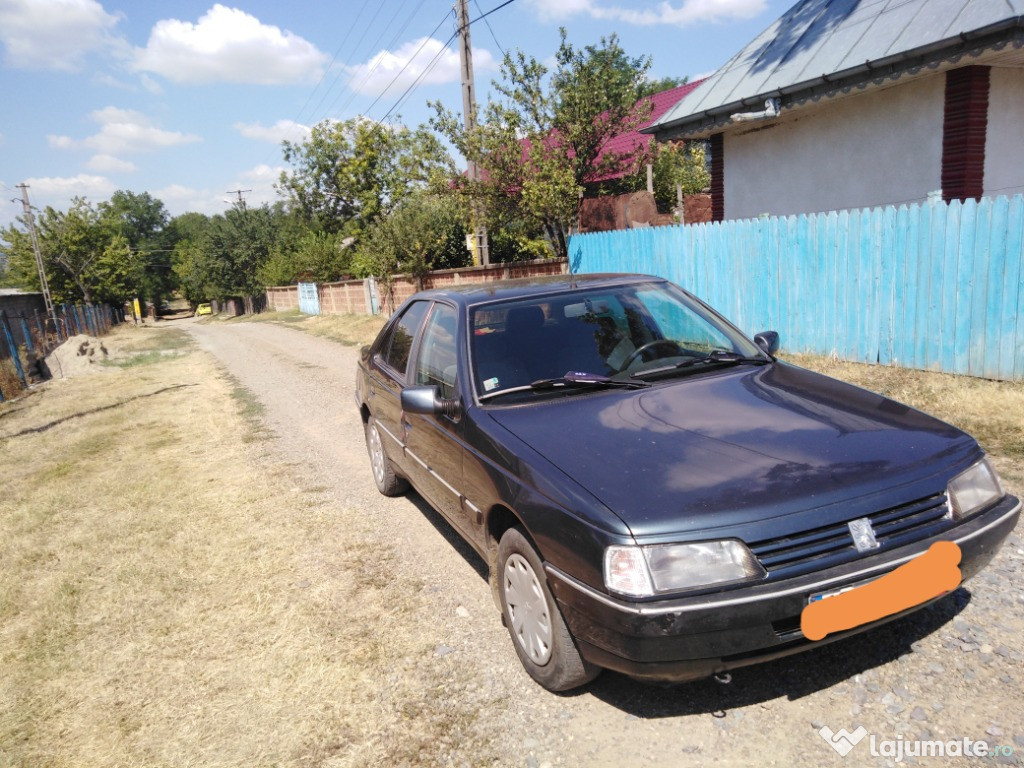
[984,66,1024,199]
[723,74,945,220]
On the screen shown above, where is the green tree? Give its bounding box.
[99,190,174,304]
[201,203,280,298]
[637,75,689,99]
[278,118,455,239]
[260,230,356,286]
[168,212,214,304]
[353,194,470,285]
[648,140,710,213]
[431,31,652,260]
[38,198,110,303]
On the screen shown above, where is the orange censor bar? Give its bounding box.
[801,541,962,642]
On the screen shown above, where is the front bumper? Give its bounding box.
[546,495,1020,683]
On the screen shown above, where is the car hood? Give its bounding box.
[486,363,978,539]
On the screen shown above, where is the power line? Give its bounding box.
[290,0,374,128]
[372,0,519,125]
[361,9,455,119]
[473,0,506,55]
[323,0,427,120]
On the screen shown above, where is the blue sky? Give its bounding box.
[0,0,792,227]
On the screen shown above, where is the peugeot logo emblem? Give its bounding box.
[848,518,880,552]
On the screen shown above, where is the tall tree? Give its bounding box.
[431,31,652,260]
[99,190,175,304]
[353,193,470,283]
[278,118,455,239]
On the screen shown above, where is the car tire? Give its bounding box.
[497,527,601,691]
[364,415,408,497]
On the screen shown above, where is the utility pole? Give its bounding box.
[14,184,58,333]
[226,189,252,210]
[456,0,489,266]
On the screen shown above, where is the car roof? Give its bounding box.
[408,273,668,307]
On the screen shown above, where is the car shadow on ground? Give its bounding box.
[398,488,972,717]
[586,588,970,717]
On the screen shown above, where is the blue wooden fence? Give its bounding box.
[569,195,1024,381]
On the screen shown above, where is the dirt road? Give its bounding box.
[187,319,1024,767]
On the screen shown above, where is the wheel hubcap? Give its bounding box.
[368,424,386,485]
[504,553,553,665]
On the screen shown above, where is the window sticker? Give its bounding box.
[483,377,500,391]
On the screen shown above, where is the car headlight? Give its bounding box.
[604,540,766,598]
[947,458,1003,520]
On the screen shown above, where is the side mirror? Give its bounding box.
[754,330,780,356]
[401,385,460,418]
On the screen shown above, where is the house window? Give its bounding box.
[710,133,724,222]
[942,66,990,203]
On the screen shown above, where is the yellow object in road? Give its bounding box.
[196,303,212,316]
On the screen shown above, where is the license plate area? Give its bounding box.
[808,575,879,604]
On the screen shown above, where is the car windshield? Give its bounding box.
[470,281,764,400]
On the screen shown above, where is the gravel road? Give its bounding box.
[187,319,1024,768]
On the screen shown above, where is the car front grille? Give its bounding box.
[748,492,951,579]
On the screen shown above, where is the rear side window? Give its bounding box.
[382,300,429,375]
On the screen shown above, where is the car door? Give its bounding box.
[403,302,471,534]
[368,299,431,478]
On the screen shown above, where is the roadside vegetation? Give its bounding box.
[1,32,706,312]
[0,324,504,767]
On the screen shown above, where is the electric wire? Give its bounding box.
[473,0,506,55]
[360,9,456,119]
[314,0,420,121]
[290,0,373,130]
[372,0,519,125]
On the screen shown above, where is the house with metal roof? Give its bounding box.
[644,0,1024,221]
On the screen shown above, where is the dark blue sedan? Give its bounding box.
[354,273,1019,691]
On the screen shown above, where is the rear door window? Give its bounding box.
[381,300,430,376]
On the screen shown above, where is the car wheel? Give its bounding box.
[364,415,408,497]
[497,527,600,691]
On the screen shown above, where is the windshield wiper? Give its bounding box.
[479,371,649,401]
[530,371,650,390]
[630,350,771,379]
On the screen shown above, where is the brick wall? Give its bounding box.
[265,258,569,317]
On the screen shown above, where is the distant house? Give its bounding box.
[586,79,705,185]
[645,0,1024,221]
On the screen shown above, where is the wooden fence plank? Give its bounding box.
[569,195,1024,380]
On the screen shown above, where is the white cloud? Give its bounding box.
[133,4,326,85]
[523,0,766,26]
[234,119,310,144]
[85,154,137,173]
[22,173,116,204]
[347,37,495,96]
[152,184,220,216]
[0,0,124,70]
[50,107,201,156]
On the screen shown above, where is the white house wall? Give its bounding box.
[984,67,1024,199]
[723,74,945,220]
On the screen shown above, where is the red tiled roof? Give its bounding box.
[591,79,706,181]
[465,79,706,185]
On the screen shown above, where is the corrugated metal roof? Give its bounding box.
[649,0,1024,134]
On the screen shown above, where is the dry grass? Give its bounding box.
[0,324,504,768]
